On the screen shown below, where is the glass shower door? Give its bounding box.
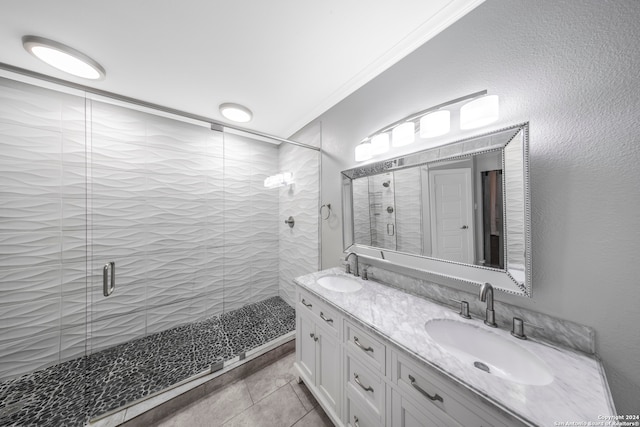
[86,99,219,419]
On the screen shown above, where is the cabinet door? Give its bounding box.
[297,309,316,384]
[391,389,460,427]
[317,324,341,413]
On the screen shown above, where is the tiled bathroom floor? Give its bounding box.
[0,296,295,427]
[155,352,333,427]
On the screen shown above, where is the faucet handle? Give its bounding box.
[449,298,472,319]
[511,317,544,340]
[361,265,369,281]
[344,262,351,274]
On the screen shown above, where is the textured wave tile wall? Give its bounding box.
[278,142,320,307]
[0,77,86,380]
[223,133,280,311]
[352,177,372,246]
[394,168,422,254]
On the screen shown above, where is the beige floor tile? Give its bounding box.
[290,378,318,412]
[292,407,335,427]
[156,380,253,427]
[223,383,307,427]
[244,352,297,402]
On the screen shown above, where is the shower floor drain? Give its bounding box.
[473,361,490,373]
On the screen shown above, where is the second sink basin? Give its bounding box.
[425,319,554,386]
[316,274,362,293]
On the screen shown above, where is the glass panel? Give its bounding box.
[0,76,90,426]
[0,74,320,424]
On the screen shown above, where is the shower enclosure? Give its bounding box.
[0,75,320,425]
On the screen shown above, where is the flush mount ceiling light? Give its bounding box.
[22,36,105,80]
[354,140,373,162]
[460,95,499,129]
[219,103,253,123]
[420,110,450,138]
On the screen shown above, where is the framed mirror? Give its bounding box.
[342,123,531,296]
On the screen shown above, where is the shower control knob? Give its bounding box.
[387,206,394,214]
[460,225,468,229]
[284,216,295,228]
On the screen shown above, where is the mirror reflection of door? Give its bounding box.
[429,168,474,263]
[481,170,504,269]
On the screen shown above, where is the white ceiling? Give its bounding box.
[0,0,483,138]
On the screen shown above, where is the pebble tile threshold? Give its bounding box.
[0,296,295,427]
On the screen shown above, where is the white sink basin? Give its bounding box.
[316,274,363,293]
[425,319,554,386]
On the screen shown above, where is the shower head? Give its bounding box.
[382,181,390,188]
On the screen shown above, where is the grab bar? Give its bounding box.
[103,261,115,296]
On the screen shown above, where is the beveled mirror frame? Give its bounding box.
[341,123,531,296]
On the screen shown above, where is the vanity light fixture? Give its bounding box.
[391,122,415,147]
[219,103,253,123]
[420,110,450,138]
[264,172,293,189]
[355,90,499,162]
[371,133,390,155]
[354,140,373,162]
[22,36,105,80]
[460,95,499,129]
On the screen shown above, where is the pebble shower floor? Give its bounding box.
[0,296,295,426]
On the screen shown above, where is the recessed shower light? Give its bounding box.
[219,103,253,123]
[22,36,105,80]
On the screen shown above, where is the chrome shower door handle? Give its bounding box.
[103,261,115,297]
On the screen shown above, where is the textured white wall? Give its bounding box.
[311,0,640,414]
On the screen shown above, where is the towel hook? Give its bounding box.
[320,203,332,220]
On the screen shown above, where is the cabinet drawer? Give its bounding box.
[298,290,318,315]
[393,352,513,427]
[346,394,382,427]
[344,320,386,375]
[346,353,385,423]
[298,290,339,335]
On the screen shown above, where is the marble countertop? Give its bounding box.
[294,268,616,426]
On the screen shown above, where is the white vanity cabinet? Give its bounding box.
[295,290,343,424]
[295,284,530,427]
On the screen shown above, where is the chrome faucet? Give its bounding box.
[479,282,497,327]
[344,252,359,277]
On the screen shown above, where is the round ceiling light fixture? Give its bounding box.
[219,103,253,123]
[22,36,105,80]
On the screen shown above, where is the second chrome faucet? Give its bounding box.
[479,282,498,328]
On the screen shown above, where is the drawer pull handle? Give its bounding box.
[309,333,318,342]
[354,336,373,353]
[408,374,443,403]
[301,299,312,308]
[320,312,333,323]
[353,416,360,427]
[353,373,374,393]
